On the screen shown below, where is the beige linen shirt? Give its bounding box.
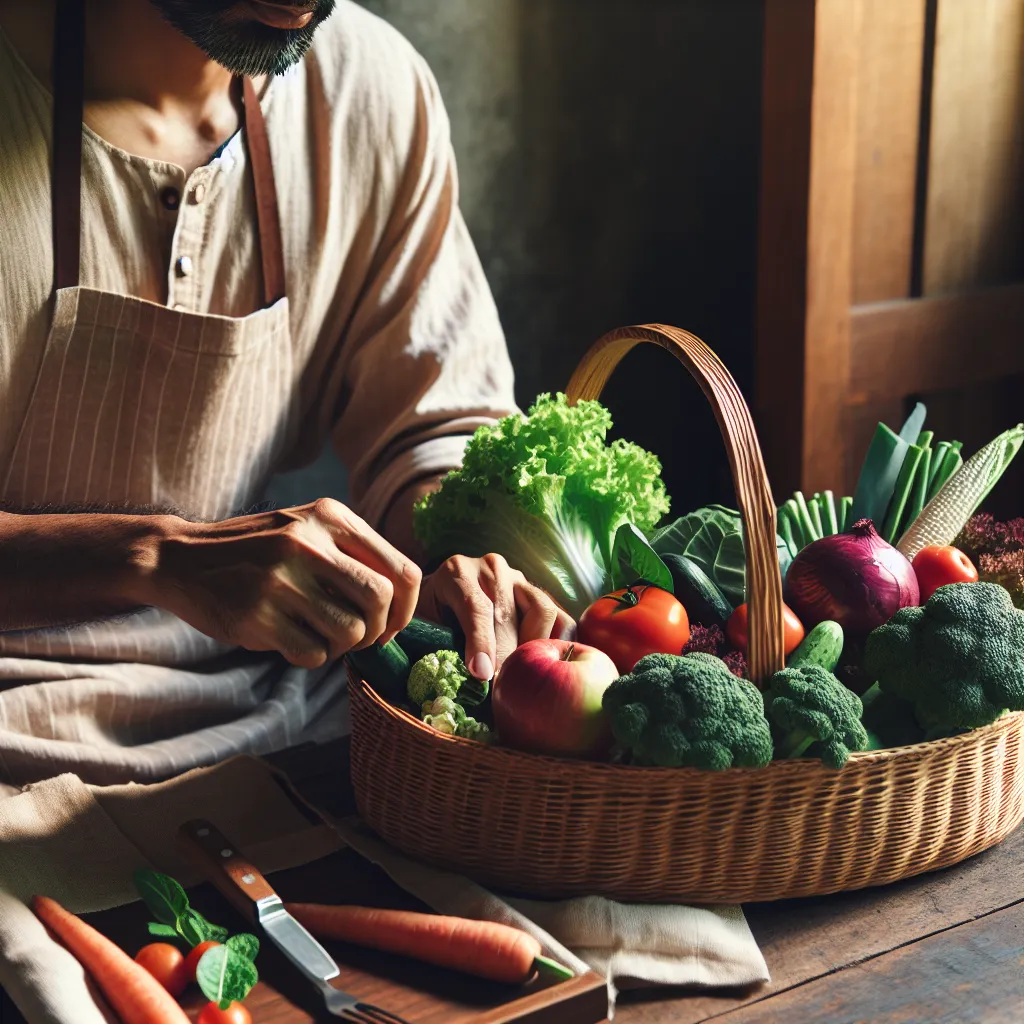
[0,0,516,527]
[0,2,518,787]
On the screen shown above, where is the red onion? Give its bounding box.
[784,519,920,635]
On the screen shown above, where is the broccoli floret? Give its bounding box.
[421,695,492,742]
[407,650,488,707]
[864,582,1024,736]
[765,665,868,768]
[601,652,773,769]
[456,716,493,743]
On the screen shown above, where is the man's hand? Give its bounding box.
[416,554,575,681]
[144,499,422,669]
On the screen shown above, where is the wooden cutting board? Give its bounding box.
[83,845,609,1024]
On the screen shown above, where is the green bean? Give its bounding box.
[839,496,853,532]
[822,490,839,536]
[808,493,824,540]
[782,499,808,549]
[779,513,799,560]
[793,491,819,542]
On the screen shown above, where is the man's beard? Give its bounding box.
[149,0,336,77]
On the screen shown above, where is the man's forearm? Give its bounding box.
[0,511,171,631]
[380,474,447,566]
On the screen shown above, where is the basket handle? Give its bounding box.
[565,324,785,684]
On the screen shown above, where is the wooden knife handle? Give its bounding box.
[178,818,277,925]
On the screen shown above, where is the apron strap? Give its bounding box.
[242,76,286,307]
[51,2,286,305]
[52,0,85,293]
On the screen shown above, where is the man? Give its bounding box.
[0,0,570,787]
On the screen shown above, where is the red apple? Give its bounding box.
[492,639,619,758]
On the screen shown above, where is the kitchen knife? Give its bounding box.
[178,818,410,1024]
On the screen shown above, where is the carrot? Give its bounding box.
[286,903,573,984]
[32,895,190,1024]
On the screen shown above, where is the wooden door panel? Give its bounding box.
[852,0,928,304]
[923,0,1024,294]
[758,0,1024,511]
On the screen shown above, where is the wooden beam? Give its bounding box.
[847,282,1024,401]
[800,0,862,492]
[756,0,866,497]
[755,0,817,499]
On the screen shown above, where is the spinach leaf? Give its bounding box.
[134,869,229,946]
[178,908,214,947]
[133,870,189,927]
[196,914,230,944]
[226,933,260,962]
[612,522,673,591]
[197,944,259,1010]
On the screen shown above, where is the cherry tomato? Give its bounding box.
[185,940,221,983]
[725,602,805,656]
[912,545,979,602]
[197,1002,252,1024]
[577,585,690,673]
[134,942,188,997]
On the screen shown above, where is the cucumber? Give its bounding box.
[397,617,466,663]
[347,639,411,705]
[398,618,491,705]
[788,620,844,672]
[662,553,733,627]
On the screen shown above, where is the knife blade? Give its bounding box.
[177,818,341,990]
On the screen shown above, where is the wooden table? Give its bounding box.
[4,739,1023,1023]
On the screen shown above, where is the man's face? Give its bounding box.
[149,0,336,77]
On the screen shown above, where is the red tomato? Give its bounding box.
[726,603,805,656]
[577,585,690,673]
[912,545,979,602]
[198,1002,252,1024]
[134,942,188,997]
[185,940,221,983]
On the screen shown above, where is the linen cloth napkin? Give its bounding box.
[0,755,769,1023]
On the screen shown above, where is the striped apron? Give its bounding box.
[0,0,348,789]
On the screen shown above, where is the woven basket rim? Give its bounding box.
[352,673,1024,775]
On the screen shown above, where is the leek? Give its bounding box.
[881,444,923,543]
[850,403,926,527]
[902,446,932,536]
[926,441,951,497]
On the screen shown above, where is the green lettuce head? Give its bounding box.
[414,394,670,617]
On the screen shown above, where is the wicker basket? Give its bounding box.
[349,324,1024,903]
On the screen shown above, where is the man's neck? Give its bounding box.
[0,0,233,107]
[84,0,234,110]
[0,0,256,173]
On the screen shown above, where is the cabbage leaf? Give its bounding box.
[650,504,792,605]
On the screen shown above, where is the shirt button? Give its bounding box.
[191,183,207,205]
[160,186,181,211]
[176,255,194,278]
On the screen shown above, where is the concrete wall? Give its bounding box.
[268,0,765,514]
